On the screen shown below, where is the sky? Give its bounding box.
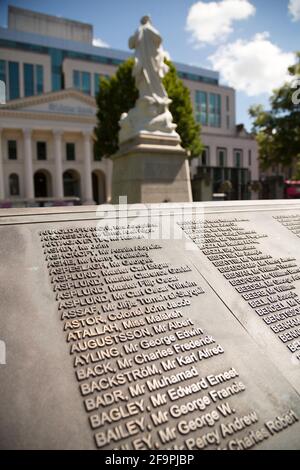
[1,0,300,130]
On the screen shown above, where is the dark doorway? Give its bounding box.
[92,170,106,204]
[92,172,99,203]
[34,171,48,198]
[63,170,80,198]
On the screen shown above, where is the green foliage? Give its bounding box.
[94,58,203,159]
[249,53,300,174]
[163,60,203,157]
[94,58,138,159]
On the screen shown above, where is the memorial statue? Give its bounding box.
[119,16,179,143]
[129,15,169,102]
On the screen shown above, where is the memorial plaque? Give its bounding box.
[1,201,300,450]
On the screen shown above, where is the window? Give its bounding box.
[37,141,47,160]
[201,147,210,166]
[217,148,227,167]
[94,73,100,96]
[226,96,230,112]
[8,62,20,100]
[94,73,110,96]
[234,149,243,168]
[9,173,20,196]
[8,140,17,160]
[195,91,208,125]
[209,93,221,127]
[24,64,34,97]
[0,61,20,100]
[36,65,44,94]
[82,72,91,95]
[0,60,5,85]
[66,142,75,161]
[195,91,223,128]
[49,49,63,91]
[0,80,5,104]
[73,70,91,95]
[0,60,6,102]
[24,64,44,97]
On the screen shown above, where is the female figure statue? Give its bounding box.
[119,16,178,143]
[129,15,169,103]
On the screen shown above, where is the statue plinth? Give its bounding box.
[111,132,193,204]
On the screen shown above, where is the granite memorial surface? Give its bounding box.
[1,200,300,450]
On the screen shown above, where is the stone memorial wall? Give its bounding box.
[1,201,300,450]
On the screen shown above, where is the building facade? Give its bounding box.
[0,6,259,207]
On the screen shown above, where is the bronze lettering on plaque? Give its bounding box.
[1,203,300,449]
[179,218,300,361]
[275,214,300,239]
[37,220,300,450]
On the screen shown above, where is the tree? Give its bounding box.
[249,53,300,178]
[94,58,203,159]
[163,61,203,157]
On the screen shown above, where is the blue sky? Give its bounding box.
[1,0,300,130]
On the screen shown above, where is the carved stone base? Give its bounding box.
[111,133,193,204]
[118,96,179,144]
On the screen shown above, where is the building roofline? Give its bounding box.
[0,25,130,60]
[0,25,219,81]
[168,61,219,81]
[8,5,93,29]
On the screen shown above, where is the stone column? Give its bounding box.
[23,128,34,200]
[53,130,64,199]
[82,131,94,204]
[210,143,218,168]
[0,129,5,200]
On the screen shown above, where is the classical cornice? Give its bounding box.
[0,109,96,123]
[0,88,97,110]
[202,131,256,142]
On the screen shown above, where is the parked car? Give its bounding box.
[285,180,300,199]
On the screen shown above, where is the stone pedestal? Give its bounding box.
[111,133,193,203]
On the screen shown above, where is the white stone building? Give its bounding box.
[0,6,259,207]
[0,88,111,206]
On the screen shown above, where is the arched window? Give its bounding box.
[9,173,20,196]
